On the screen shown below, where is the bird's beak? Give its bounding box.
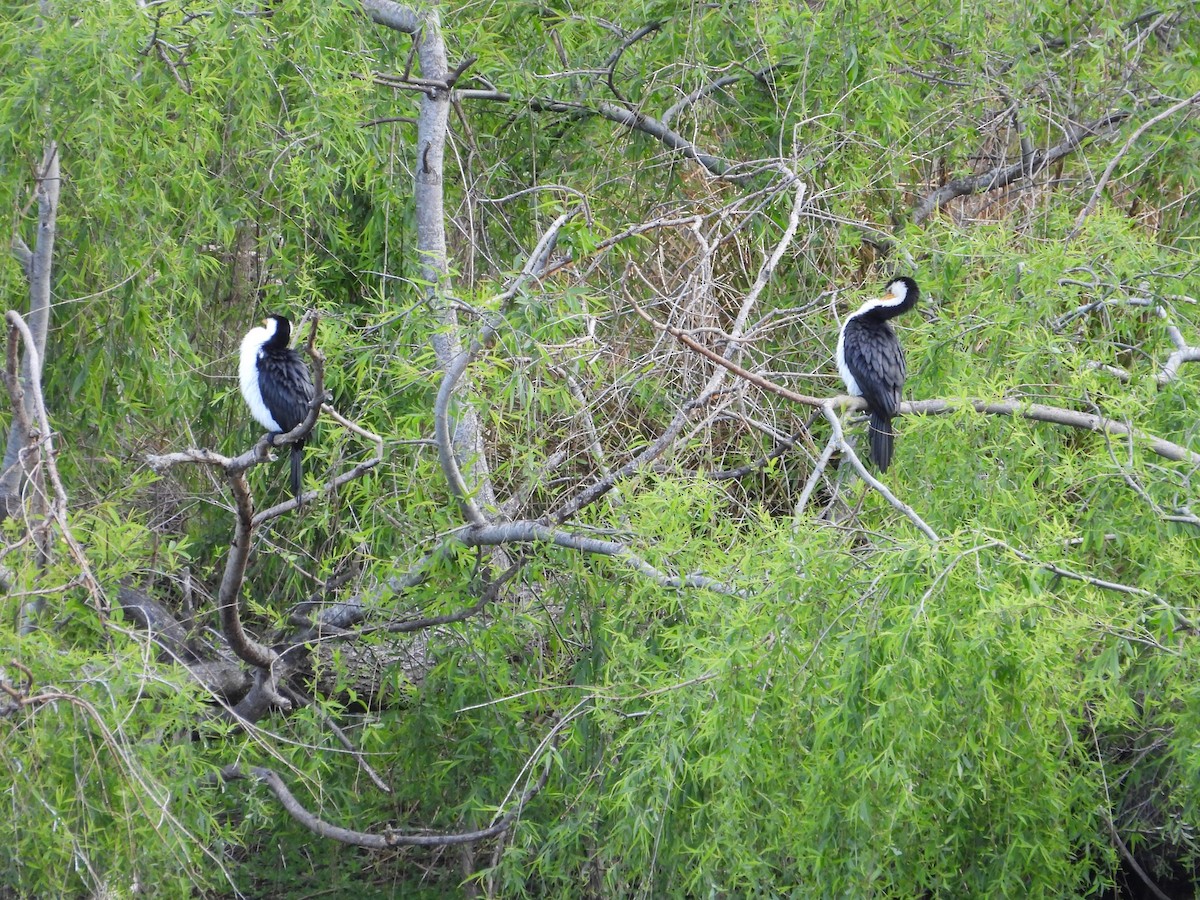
[883,291,898,302]
[262,318,270,327]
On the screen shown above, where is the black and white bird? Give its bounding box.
[239,314,315,498]
[835,275,919,472]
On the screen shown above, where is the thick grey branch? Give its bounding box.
[361,0,420,33]
[460,521,740,595]
[5,311,107,614]
[595,101,741,180]
[911,112,1132,225]
[2,142,60,514]
[902,399,1200,466]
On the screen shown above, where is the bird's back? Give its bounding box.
[258,347,315,434]
[840,316,905,417]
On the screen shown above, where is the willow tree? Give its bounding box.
[2,1,1199,897]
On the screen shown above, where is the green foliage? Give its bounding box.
[0,636,232,897]
[0,0,1198,896]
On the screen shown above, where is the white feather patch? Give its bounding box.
[239,319,283,432]
[835,324,860,396]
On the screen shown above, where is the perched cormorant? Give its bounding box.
[239,314,315,498]
[835,276,919,472]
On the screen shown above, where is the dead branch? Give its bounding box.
[218,738,552,849]
[792,435,838,519]
[457,520,741,595]
[905,399,1200,466]
[594,100,742,180]
[603,21,662,108]
[1070,89,1200,239]
[2,142,60,518]
[4,311,107,615]
[1051,281,1200,387]
[548,178,811,523]
[911,111,1132,226]
[361,0,420,33]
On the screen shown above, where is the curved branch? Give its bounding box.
[436,212,579,526]
[5,311,107,614]
[217,470,277,670]
[603,21,661,108]
[219,741,552,849]
[361,0,420,33]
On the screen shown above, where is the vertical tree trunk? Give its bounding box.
[2,142,60,520]
[363,1,498,514]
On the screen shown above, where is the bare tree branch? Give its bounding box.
[818,402,940,541]
[218,738,552,848]
[4,311,107,616]
[365,1,499,514]
[2,142,60,517]
[457,520,741,595]
[602,21,662,108]
[360,0,420,33]
[594,101,742,180]
[904,399,1200,466]
[792,435,839,520]
[911,111,1132,226]
[1070,89,1200,239]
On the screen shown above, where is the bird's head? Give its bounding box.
[884,276,919,303]
[263,314,292,346]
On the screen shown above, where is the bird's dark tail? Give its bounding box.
[868,412,895,472]
[290,443,305,502]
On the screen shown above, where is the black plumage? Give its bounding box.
[836,276,919,472]
[239,314,315,499]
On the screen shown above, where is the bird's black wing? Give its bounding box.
[842,320,905,418]
[259,348,315,433]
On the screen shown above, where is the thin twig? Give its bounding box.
[5,311,107,614]
[793,435,838,519]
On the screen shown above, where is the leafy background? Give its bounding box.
[0,0,1198,896]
